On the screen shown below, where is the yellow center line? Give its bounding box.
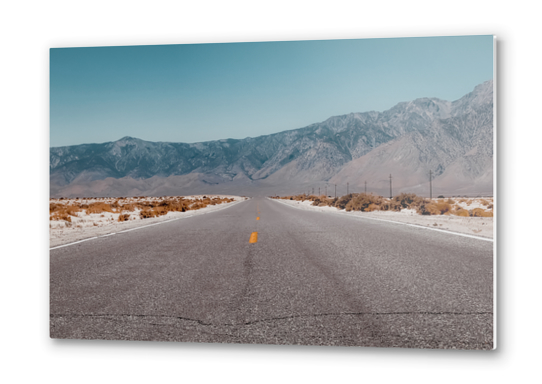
[249,232,258,243]
[256,217,260,220]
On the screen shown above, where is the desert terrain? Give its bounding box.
[271,193,494,239]
[50,195,247,247]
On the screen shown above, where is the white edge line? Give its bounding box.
[269,198,494,242]
[49,198,248,250]
[117,218,178,233]
[49,237,99,250]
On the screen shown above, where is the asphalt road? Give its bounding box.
[50,197,494,349]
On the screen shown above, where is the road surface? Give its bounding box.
[50,197,494,349]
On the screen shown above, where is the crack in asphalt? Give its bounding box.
[50,310,493,327]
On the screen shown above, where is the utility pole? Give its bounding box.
[334,184,337,198]
[318,187,320,195]
[364,181,367,194]
[325,185,327,196]
[429,170,433,200]
[347,182,349,195]
[389,174,393,199]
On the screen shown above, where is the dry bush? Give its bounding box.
[50,202,81,221]
[334,194,356,209]
[311,196,334,207]
[52,195,236,222]
[139,208,159,219]
[417,201,452,215]
[118,214,131,222]
[365,203,381,212]
[120,203,137,212]
[380,199,402,211]
[480,199,490,206]
[392,193,426,209]
[446,198,455,205]
[345,193,384,212]
[471,208,493,217]
[86,202,114,214]
[454,208,469,217]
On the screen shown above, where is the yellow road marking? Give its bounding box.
[249,232,258,243]
[256,217,260,220]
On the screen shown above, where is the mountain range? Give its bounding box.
[50,80,494,198]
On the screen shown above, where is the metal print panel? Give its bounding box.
[50,35,495,349]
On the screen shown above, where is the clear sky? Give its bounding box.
[50,35,493,147]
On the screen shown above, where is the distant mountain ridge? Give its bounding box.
[50,80,494,197]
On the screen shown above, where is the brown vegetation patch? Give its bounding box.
[272,192,494,218]
[417,201,452,215]
[118,214,131,222]
[50,195,236,222]
[471,208,493,217]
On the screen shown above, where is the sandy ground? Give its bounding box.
[272,198,494,239]
[50,195,247,247]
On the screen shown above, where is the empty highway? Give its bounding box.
[50,197,493,349]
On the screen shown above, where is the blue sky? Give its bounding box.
[50,35,493,147]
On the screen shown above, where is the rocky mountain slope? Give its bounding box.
[50,80,494,197]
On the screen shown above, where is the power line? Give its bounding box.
[429,170,433,199]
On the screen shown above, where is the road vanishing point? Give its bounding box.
[50,197,493,349]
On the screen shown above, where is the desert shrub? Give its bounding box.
[86,202,113,214]
[417,203,440,215]
[471,208,493,217]
[66,205,81,216]
[191,202,205,210]
[380,199,401,211]
[437,195,445,198]
[53,212,72,221]
[454,208,469,217]
[446,198,455,205]
[139,208,158,219]
[393,193,426,209]
[334,194,356,209]
[50,203,82,221]
[366,203,381,212]
[118,214,130,222]
[418,201,452,215]
[345,193,383,212]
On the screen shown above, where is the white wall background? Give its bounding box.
[1,1,539,382]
